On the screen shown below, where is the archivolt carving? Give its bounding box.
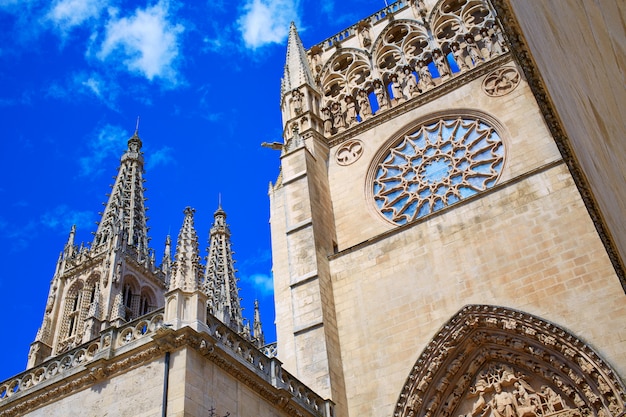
[394,305,625,417]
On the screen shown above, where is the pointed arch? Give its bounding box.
[430,0,495,50]
[394,305,625,417]
[138,287,157,316]
[58,280,85,352]
[319,47,373,104]
[371,18,431,72]
[121,274,140,320]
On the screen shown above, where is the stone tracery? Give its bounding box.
[307,0,509,138]
[371,115,504,225]
[394,305,626,417]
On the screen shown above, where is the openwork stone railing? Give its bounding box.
[0,310,164,402]
[0,311,330,417]
[313,0,408,49]
[204,314,332,417]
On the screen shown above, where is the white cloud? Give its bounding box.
[96,0,184,84]
[79,124,128,176]
[40,205,94,231]
[46,0,110,33]
[146,146,175,170]
[46,71,120,109]
[244,273,274,296]
[237,0,299,49]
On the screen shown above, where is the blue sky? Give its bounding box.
[0,0,390,381]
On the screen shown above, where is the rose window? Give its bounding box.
[373,117,504,224]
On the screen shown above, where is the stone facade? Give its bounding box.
[270,1,626,417]
[1,1,625,417]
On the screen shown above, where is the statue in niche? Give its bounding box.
[357,89,372,119]
[493,26,507,54]
[291,89,303,116]
[331,101,345,131]
[410,0,427,18]
[358,21,372,48]
[417,60,436,91]
[480,28,498,59]
[465,34,484,66]
[390,73,405,104]
[452,42,470,72]
[374,79,389,111]
[433,50,451,78]
[309,46,323,76]
[403,66,419,98]
[345,95,357,127]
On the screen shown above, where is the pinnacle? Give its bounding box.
[281,22,317,100]
[170,207,201,292]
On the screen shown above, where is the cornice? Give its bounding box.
[490,0,626,292]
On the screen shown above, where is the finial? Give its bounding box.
[135,116,140,135]
[218,193,222,209]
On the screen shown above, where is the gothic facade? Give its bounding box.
[270,1,626,417]
[1,0,625,416]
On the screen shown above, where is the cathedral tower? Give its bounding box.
[269,1,626,417]
[28,131,166,368]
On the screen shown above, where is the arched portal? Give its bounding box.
[394,305,625,417]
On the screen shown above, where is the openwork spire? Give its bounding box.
[92,131,150,259]
[170,207,202,292]
[281,22,317,99]
[203,205,243,333]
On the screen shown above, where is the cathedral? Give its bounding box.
[0,0,624,416]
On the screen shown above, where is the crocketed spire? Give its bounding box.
[92,131,150,259]
[203,204,243,333]
[170,207,202,292]
[281,22,318,100]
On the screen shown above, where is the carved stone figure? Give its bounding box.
[358,22,372,48]
[410,0,427,18]
[357,89,372,119]
[490,383,517,417]
[391,74,405,104]
[480,29,496,59]
[291,89,303,117]
[433,50,451,78]
[322,106,333,136]
[374,80,389,111]
[403,67,419,98]
[331,101,345,131]
[345,95,357,127]
[417,60,436,91]
[465,35,483,66]
[452,43,469,72]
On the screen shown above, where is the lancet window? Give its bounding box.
[60,281,84,349]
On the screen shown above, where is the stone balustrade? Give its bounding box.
[0,310,332,417]
[0,310,164,402]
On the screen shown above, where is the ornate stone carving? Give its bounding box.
[482,66,521,97]
[370,113,505,225]
[393,305,626,417]
[336,140,364,166]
